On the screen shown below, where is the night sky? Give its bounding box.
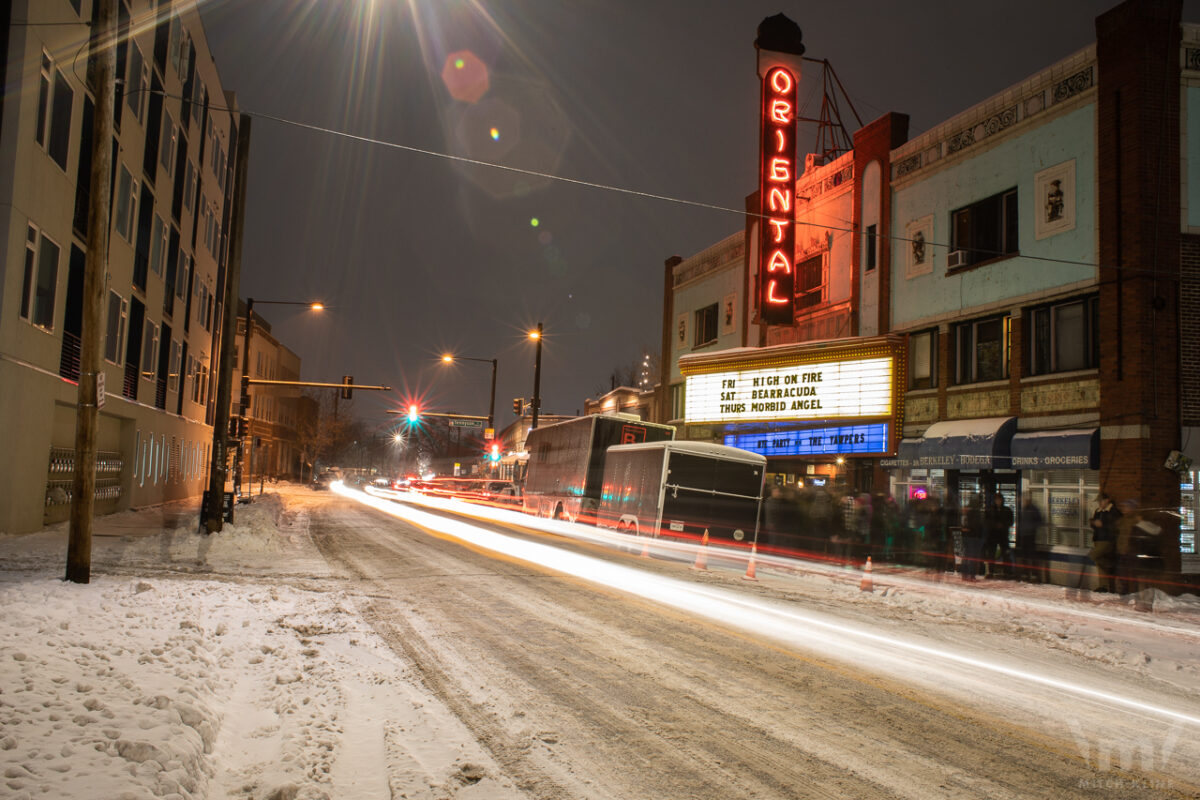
[194,0,1195,436]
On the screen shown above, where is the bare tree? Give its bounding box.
[293,391,350,478]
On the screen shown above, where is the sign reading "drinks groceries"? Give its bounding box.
[684,356,893,424]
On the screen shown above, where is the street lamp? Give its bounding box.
[439,353,497,432]
[236,298,323,496]
[529,322,543,429]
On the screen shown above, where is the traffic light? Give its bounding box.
[512,397,523,415]
[406,404,419,423]
[488,442,501,463]
[341,375,354,400]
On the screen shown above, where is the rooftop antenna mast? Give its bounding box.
[804,57,864,163]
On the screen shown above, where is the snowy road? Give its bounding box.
[2,485,1197,799]
[316,486,1200,799]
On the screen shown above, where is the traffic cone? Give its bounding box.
[692,529,709,570]
[742,541,759,581]
[860,556,873,592]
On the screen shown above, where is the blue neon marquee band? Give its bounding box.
[724,422,890,457]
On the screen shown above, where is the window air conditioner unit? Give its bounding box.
[946,250,968,269]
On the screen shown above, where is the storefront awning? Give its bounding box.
[918,417,1016,468]
[1010,429,1099,470]
[882,417,1017,469]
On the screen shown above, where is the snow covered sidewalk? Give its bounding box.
[0,489,521,800]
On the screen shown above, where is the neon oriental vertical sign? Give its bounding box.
[759,66,797,325]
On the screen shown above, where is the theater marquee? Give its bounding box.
[684,356,893,424]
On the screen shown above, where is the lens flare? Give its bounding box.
[490,127,500,140]
[441,49,489,103]
[530,218,539,227]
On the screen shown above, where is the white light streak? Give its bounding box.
[340,483,1200,728]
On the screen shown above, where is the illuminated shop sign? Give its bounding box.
[759,66,797,326]
[685,356,893,424]
[725,423,890,458]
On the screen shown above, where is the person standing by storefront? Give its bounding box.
[961,494,986,581]
[1089,492,1121,592]
[763,485,789,551]
[1016,495,1043,583]
[984,492,1015,579]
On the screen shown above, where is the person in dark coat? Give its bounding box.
[961,494,986,581]
[984,492,1015,579]
[1089,492,1121,592]
[1015,495,1043,582]
[763,485,788,550]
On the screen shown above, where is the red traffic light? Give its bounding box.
[406,404,419,423]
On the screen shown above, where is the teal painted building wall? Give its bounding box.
[891,103,1098,329]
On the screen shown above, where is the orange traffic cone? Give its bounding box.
[860,556,874,592]
[743,541,759,581]
[691,529,709,570]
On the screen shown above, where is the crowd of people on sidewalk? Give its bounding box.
[760,483,1164,592]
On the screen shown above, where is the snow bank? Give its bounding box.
[0,490,521,800]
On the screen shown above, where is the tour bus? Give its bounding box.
[522,414,675,522]
[595,440,766,545]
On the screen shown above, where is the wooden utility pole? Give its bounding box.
[204,116,252,531]
[66,0,118,583]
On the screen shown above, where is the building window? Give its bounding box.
[950,188,1018,267]
[168,340,181,392]
[1024,471,1100,548]
[176,252,190,299]
[908,328,938,390]
[184,160,196,211]
[149,213,167,275]
[168,16,182,74]
[126,42,147,124]
[20,225,60,330]
[670,383,685,422]
[140,320,159,378]
[953,315,1009,384]
[36,52,74,170]
[159,110,177,178]
[865,224,877,271]
[693,303,718,347]
[191,79,205,125]
[1027,295,1099,376]
[796,254,824,311]
[104,290,126,364]
[114,164,138,242]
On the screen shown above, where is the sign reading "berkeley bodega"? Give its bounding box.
[684,356,893,424]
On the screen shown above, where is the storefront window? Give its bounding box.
[1182,471,1197,556]
[889,469,946,515]
[1024,470,1099,548]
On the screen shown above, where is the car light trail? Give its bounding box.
[363,485,1200,644]
[340,483,1200,729]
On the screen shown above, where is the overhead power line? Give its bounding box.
[167,93,1177,282]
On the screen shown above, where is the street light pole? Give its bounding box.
[440,354,498,433]
[531,322,543,430]
[488,358,497,433]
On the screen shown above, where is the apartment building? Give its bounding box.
[0,0,239,533]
